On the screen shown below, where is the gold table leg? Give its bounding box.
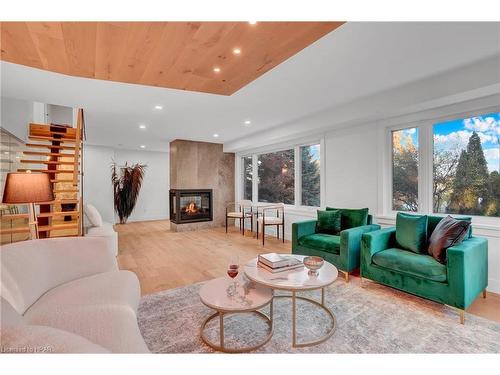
[292,291,296,347]
[276,287,336,348]
[200,302,274,353]
[219,312,224,349]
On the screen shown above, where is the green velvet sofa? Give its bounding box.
[360,215,488,324]
[292,213,380,281]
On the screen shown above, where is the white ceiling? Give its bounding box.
[1,22,500,152]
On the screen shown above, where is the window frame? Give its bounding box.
[238,138,324,210]
[384,107,500,224]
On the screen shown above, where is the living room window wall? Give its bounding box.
[388,110,499,219]
[241,142,322,208]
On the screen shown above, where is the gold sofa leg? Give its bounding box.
[447,305,465,324]
[344,271,349,282]
[483,290,487,298]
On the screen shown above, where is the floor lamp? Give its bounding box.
[2,172,54,240]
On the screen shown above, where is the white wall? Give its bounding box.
[83,145,115,223]
[83,145,169,224]
[324,124,378,213]
[113,149,169,222]
[47,104,73,125]
[0,97,33,141]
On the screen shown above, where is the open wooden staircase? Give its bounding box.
[0,109,85,240]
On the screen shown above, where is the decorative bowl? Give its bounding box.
[303,256,324,276]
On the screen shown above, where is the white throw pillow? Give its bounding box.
[84,204,103,227]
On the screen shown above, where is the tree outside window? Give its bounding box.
[258,150,295,204]
[433,112,499,217]
[392,128,419,212]
[301,144,320,207]
[242,156,252,200]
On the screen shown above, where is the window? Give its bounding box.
[258,149,295,204]
[392,127,419,212]
[301,144,320,207]
[433,112,499,217]
[242,156,253,200]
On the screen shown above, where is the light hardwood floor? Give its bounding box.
[116,220,500,323]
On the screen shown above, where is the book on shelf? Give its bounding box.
[257,260,304,273]
[258,253,301,269]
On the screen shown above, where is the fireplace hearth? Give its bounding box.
[169,189,213,224]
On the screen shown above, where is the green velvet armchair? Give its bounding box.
[292,213,380,281]
[360,215,488,324]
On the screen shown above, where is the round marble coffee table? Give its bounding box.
[244,254,338,348]
[199,276,274,353]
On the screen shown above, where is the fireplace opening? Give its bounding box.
[170,189,213,224]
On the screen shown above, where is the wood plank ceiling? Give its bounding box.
[0,22,343,95]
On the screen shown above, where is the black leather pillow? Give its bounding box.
[427,215,471,264]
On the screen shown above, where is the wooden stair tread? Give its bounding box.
[28,136,76,142]
[17,169,79,174]
[38,223,78,231]
[1,213,29,220]
[0,227,30,235]
[30,122,74,129]
[26,143,76,150]
[53,189,78,193]
[21,160,76,165]
[51,179,78,184]
[37,199,79,205]
[23,151,77,157]
[29,123,77,138]
[1,211,79,219]
[37,211,79,218]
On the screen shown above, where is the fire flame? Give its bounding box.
[184,202,198,214]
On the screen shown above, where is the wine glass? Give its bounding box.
[227,255,239,291]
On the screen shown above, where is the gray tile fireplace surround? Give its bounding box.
[169,139,234,232]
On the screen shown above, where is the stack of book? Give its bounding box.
[257,253,304,273]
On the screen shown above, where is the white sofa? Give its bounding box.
[0,237,148,353]
[86,222,119,257]
[83,203,118,257]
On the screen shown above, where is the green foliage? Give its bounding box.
[243,156,252,200]
[392,131,418,211]
[111,162,147,224]
[258,150,294,204]
[301,146,320,206]
[486,171,500,216]
[433,148,459,212]
[448,132,492,215]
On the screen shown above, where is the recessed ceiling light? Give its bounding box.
[154,105,163,110]
[213,133,219,138]
[244,120,251,126]
[4,151,9,155]
[140,145,146,149]
[248,21,257,25]
[213,67,221,73]
[233,48,241,55]
[139,124,147,129]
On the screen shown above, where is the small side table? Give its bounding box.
[199,276,274,353]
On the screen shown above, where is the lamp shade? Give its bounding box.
[2,172,54,204]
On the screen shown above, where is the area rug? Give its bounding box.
[138,278,500,353]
